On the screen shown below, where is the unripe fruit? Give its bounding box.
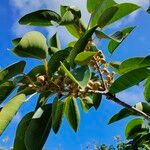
[102,68,109,75]
[100,58,106,64]
[37,75,46,83]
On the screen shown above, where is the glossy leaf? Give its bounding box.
[108,3,140,25]
[12,38,22,46]
[13,112,34,150]
[52,100,66,134]
[87,0,104,13]
[60,10,75,25]
[70,26,97,67]
[147,7,150,14]
[108,108,133,124]
[0,61,26,85]
[125,118,148,139]
[95,30,122,42]
[65,97,80,132]
[61,63,91,88]
[19,10,61,26]
[48,47,71,76]
[119,55,150,74]
[35,91,51,110]
[0,94,26,134]
[90,1,139,27]
[25,104,52,150]
[17,87,36,96]
[0,81,16,104]
[108,102,150,124]
[108,26,135,54]
[72,66,91,88]
[109,68,150,94]
[26,65,46,84]
[75,51,96,65]
[144,77,150,102]
[92,93,102,110]
[90,0,116,27]
[13,31,48,59]
[97,6,118,28]
[49,33,61,49]
[80,97,93,113]
[60,5,86,39]
[109,61,121,74]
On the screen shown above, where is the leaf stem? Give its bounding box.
[43,59,49,79]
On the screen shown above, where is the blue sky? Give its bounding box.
[0,0,150,149]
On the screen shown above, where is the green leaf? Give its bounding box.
[0,61,26,85]
[13,112,34,150]
[25,104,52,150]
[0,94,26,134]
[92,93,102,110]
[12,38,22,46]
[49,33,61,55]
[75,51,96,65]
[87,0,104,13]
[24,65,46,84]
[109,68,150,94]
[48,47,71,77]
[144,77,150,102]
[90,1,139,27]
[0,81,16,104]
[69,26,97,67]
[61,63,91,88]
[60,6,81,19]
[118,55,150,74]
[147,7,150,14]
[80,97,93,113]
[109,101,150,124]
[17,87,36,96]
[97,6,118,28]
[109,61,121,74]
[108,26,135,54]
[19,10,61,26]
[68,41,76,47]
[60,10,75,25]
[35,91,51,110]
[13,31,48,59]
[95,30,122,42]
[108,108,133,124]
[90,0,116,27]
[125,118,148,139]
[49,33,61,50]
[65,97,80,132]
[52,100,66,134]
[108,3,140,25]
[60,5,86,39]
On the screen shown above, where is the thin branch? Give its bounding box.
[93,57,106,90]
[84,89,150,122]
[105,92,150,122]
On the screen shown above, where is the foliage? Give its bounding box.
[0,0,150,149]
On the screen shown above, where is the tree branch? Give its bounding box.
[85,89,150,122]
[105,92,150,122]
